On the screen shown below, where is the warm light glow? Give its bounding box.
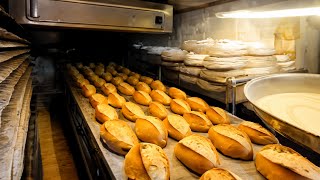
[216,7,320,18]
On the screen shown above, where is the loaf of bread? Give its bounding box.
[127,76,139,86]
[131,73,141,79]
[133,91,152,106]
[73,73,84,81]
[93,78,106,88]
[89,74,99,83]
[121,102,145,122]
[163,114,192,141]
[106,66,115,73]
[121,67,131,75]
[135,82,151,94]
[174,134,220,175]
[101,83,117,95]
[116,65,124,72]
[238,121,278,145]
[110,69,118,76]
[255,144,320,180]
[82,84,96,97]
[117,82,135,96]
[208,124,253,160]
[111,76,123,86]
[95,104,118,123]
[168,87,187,100]
[150,90,172,105]
[149,101,168,120]
[135,116,168,148]
[124,143,170,180]
[100,120,139,155]
[186,97,209,112]
[150,80,166,92]
[89,62,96,69]
[76,78,90,88]
[117,73,128,81]
[89,93,108,108]
[206,107,230,124]
[183,111,212,132]
[170,99,191,115]
[140,76,153,85]
[102,72,113,82]
[95,66,105,76]
[200,168,242,180]
[108,92,126,108]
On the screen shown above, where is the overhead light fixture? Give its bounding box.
[216,0,320,18]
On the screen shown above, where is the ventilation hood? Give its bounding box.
[9,0,173,33]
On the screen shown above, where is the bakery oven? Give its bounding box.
[1,0,320,179]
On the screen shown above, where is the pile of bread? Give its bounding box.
[67,63,319,180]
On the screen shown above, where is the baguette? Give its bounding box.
[186,97,209,112]
[136,82,151,94]
[95,104,118,123]
[206,107,230,124]
[133,91,152,106]
[148,101,168,120]
[121,102,145,122]
[168,87,187,100]
[117,82,135,96]
[170,99,191,115]
[150,80,166,92]
[101,83,117,95]
[108,92,126,108]
[89,93,108,108]
[163,114,192,141]
[150,90,172,105]
[183,111,212,132]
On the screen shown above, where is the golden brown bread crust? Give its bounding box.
[163,115,192,141]
[148,101,168,120]
[111,76,123,86]
[168,87,187,100]
[101,83,117,95]
[93,78,106,88]
[117,73,128,81]
[206,107,230,124]
[100,120,139,155]
[117,82,135,96]
[95,104,118,123]
[135,82,151,94]
[200,168,239,180]
[208,125,253,160]
[121,102,145,122]
[121,68,131,75]
[170,99,191,115]
[88,74,99,83]
[150,90,172,105]
[82,84,96,98]
[77,78,90,88]
[140,76,153,85]
[183,111,212,132]
[133,91,152,106]
[127,76,139,86]
[89,93,108,108]
[102,72,113,82]
[108,92,126,108]
[186,97,209,112]
[150,80,166,92]
[131,73,141,79]
[238,121,278,145]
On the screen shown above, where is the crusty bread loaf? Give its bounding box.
[95,66,105,76]
[163,114,192,141]
[73,73,84,81]
[117,82,135,96]
[89,74,99,83]
[95,104,118,123]
[255,144,320,180]
[111,76,123,86]
[106,66,115,73]
[135,116,168,148]
[135,82,151,94]
[110,69,118,76]
[200,168,242,180]
[168,87,187,100]
[149,101,168,120]
[206,107,230,124]
[117,73,128,81]
[108,92,126,108]
[124,143,170,180]
[82,84,96,98]
[150,90,172,105]
[102,72,113,82]
[208,124,253,160]
[93,78,106,88]
[174,134,220,175]
[121,67,131,75]
[127,76,139,86]
[133,91,152,106]
[76,78,90,88]
[150,80,166,92]
[89,93,108,108]
[238,121,278,145]
[183,111,212,132]
[186,97,209,112]
[140,76,153,85]
[101,83,117,95]
[121,102,145,122]
[170,99,191,115]
[131,73,141,79]
[100,120,139,155]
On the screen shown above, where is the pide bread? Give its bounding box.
[174,134,220,175]
[135,82,151,94]
[186,97,209,112]
[127,76,139,86]
[163,114,192,141]
[168,87,187,100]
[101,83,117,95]
[255,144,320,180]
[149,101,168,120]
[200,168,242,180]
[150,90,172,105]
[150,80,166,92]
[124,143,170,180]
[206,107,230,124]
[121,102,145,122]
[208,124,253,160]
[133,91,152,106]
[238,121,278,145]
[100,120,139,155]
[117,82,135,96]
[111,76,123,86]
[102,72,113,82]
[89,93,108,108]
[93,78,106,88]
[183,111,212,132]
[135,116,168,148]
[95,104,118,123]
[170,99,191,115]
[82,84,96,97]
[140,76,153,85]
[108,92,126,108]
